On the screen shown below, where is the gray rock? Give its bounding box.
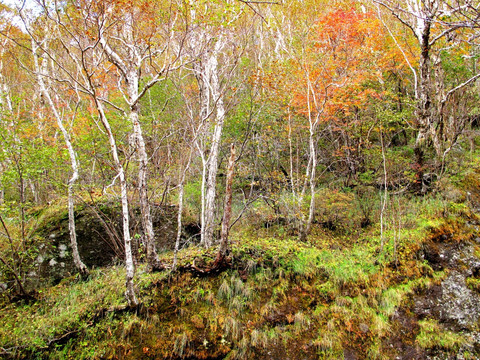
[359,323,369,333]
[439,271,480,329]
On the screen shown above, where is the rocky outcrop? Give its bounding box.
[30,202,199,285]
[391,218,480,359]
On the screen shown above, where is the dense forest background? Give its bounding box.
[1,0,480,359]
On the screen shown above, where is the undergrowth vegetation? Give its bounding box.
[1,154,480,359]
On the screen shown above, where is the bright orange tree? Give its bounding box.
[290,4,401,185]
[292,6,385,121]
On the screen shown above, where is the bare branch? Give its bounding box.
[442,72,480,104]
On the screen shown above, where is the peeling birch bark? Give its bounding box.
[99,13,161,271]
[200,38,226,248]
[219,144,236,258]
[95,100,138,307]
[32,40,88,276]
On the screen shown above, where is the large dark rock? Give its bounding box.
[32,202,199,285]
[416,241,480,331]
[390,221,480,359]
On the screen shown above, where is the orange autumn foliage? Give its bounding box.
[291,6,391,122]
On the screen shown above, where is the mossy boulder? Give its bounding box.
[32,201,198,285]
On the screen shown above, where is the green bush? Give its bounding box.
[314,188,358,232]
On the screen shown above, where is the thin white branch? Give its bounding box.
[442,72,480,104]
[376,3,418,98]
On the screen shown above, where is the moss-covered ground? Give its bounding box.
[2,159,480,359]
[0,215,477,359]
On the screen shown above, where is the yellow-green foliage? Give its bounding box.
[416,319,466,351]
[379,271,445,317]
[314,188,358,232]
[466,277,480,292]
[316,246,378,287]
[0,266,125,352]
[0,184,475,360]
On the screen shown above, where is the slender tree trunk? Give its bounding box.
[299,75,320,242]
[203,39,226,248]
[380,130,388,253]
[100,13,161,271]
[203,122,223,247]
[414,18,432,193]
[96,100,138,307]
[32,41,88,274]
[190,16,211,249]
[18,168,25,253]
[67,181,88,275]
[219,144,235,258]
[173,150,192,271]
[305,128,316,237]
[197,144,207,246]
[287,110,296,197]
[0,41,13,114]
[298,155,312,242]
[173,181,184,272]
[129,101,161,271]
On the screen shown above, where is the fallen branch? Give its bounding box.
[177,255,232,277]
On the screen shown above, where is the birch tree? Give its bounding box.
[374,0,480,189]
[91,0,183,271]
[31,36,88,275]
[267,4,384,240]
[21,3,140,305]
[186,0,246,248]
[0,20,13,205]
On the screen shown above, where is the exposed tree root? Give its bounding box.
[178,252,232,277]
[147,260,167,273]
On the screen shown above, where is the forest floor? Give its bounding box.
[1,158,480,359]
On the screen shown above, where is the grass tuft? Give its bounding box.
[416,319,466,351]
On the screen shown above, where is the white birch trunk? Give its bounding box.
[188,3,228,248]
[128,76,160,270]
[305,127,317,237]
[190,22,211,247]
[95,99,138,307]
[299,75,320,241]
[203,39,226,248]
[188,2,240,248]
[380,130,388,252]
[0,40,13,209]
[124,11,160,269]
[199,148,207,246]
[0,41,13,113]
[99,14,160,270]
[288,110,296,198]
[32,40,88,275]
[297,154,312,241]
[219,144,235,257]
[27,3,139,305]
[173,150,192,271]
[173,181,184,271]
